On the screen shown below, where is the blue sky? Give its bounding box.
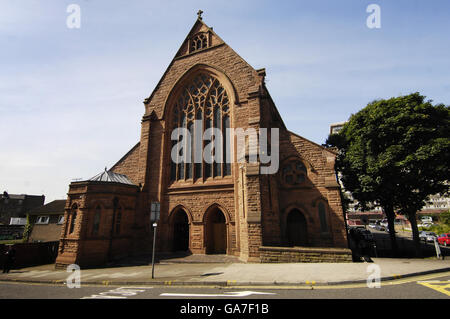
[1,0,449,203]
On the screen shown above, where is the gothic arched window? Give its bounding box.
[115,206,122,235]
[69,204,77,234]
[190,33,208,52]
[318,202,328,233]
[282,160,307,185]
[170,73,231,182]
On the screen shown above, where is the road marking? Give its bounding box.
[1,271,449,290]
[31,271,54,278]
[82,272,142,280]
[15,270,62,278]
[81,286,153,299]
[81,274,105,280]
[160,291,276,298]
[14,271,41,277]
[417,281,450,296]
[108,272,141,278]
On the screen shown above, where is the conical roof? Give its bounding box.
[88,168,135,185]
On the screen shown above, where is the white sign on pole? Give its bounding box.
[150,202,160,222]
[433,237,442,259]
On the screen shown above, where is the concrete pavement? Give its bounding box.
[1,256,449,287]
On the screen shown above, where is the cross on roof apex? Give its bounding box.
[197,9,203,20]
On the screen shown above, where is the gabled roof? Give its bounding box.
[173,17,225,59]
[143,15,247,106]
[88,169,136,186]
[110,142,140,171]
[29,200,66,215]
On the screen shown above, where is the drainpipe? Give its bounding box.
[108,197,119,262]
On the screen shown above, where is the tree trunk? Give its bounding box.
[384,205,399,257]
[408,213,422,258]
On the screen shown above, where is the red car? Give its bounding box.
[438,233,450,247]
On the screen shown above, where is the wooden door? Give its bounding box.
[287,209,308,246]
[213,223,226,253]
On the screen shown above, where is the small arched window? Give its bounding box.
[318,202,328,233]
[115,207,122,235]
[92,205,101,236]
[69,205,77,234]
[190,33,208,52]
[282,160,307,185]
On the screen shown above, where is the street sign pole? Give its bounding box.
[150,202,160,279]
[151,222,157,279]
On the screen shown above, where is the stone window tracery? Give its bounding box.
[170,73,231,182]
[190,33,208,52]
[282,160,307,186]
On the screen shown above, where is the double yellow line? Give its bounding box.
[1,271,449,290]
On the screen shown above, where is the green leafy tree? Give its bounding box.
[22,214,33,243]
[327,93,450,256]
[439,210,450,226]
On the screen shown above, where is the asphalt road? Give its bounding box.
[0,274,448,299]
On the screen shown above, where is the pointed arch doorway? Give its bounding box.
[286,209,308,246]
[172,209,190,252]
[205,207,227,254]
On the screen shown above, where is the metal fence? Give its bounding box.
[370,237,449,258]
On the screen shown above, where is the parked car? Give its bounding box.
[419,231,437,243]
[419,231,427,241]
[375,224,385,231]
[438,233,450,247]
[421,216,433,224]
[384,225,397,233]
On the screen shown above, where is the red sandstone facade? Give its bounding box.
[55,17,350,268]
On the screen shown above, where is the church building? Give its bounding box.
[55,13,351,268]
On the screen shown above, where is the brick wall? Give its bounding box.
[259,246,352,263]
[29,223,62,243]
[269,130,348,248]
[55,181,139,268]
[111,142,141,185]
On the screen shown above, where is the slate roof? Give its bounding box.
[88,169,136,186]
[29,200,66,215]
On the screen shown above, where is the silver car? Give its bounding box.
[419,231,437,243]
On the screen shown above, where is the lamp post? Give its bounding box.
[150,202,160,279]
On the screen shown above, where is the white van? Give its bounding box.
[421,216,433,224]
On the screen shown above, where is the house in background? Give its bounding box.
[329,122,347,135]
[27,200,66,243]
[0,192,45,225]
[0,192,45,240]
